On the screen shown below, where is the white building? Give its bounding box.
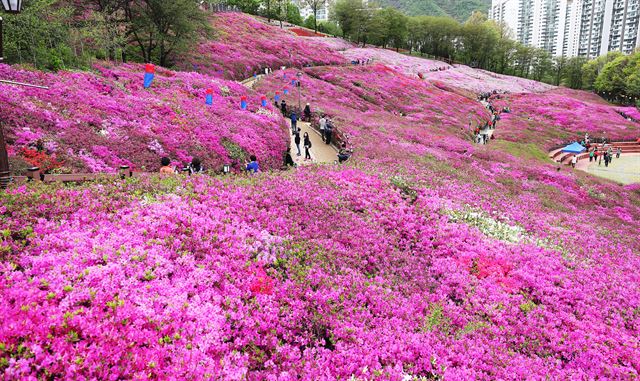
[578,0,640,57]
[294,0,331,22]
[490,0,640,57]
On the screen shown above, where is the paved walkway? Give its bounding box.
[578,153,640,184]
[238,74,338,165]
[288,120,338,165]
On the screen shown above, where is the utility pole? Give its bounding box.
[296,72,302,112]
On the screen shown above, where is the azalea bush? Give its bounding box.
[2,10,640,381]
[180,13,346,80]
[1,165,639,380]
[0,63,288,173]
[491,89,640,147]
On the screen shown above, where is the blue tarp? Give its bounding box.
[561,142,586,153]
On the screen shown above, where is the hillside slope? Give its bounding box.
[1,12,640,380]
[379,0,491,21]
[0,63,288,173]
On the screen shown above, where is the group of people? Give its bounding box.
[351,58,372,66]
[291,124,313,160]
[318,114,335,145]
[278,101,312,123]
[586,146,621,168]
[472,91,507,145]
[158,155,261,175]
[159,157,205,175]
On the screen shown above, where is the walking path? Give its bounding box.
[577,153,640,184]
[288,120,338,165]
[238,74,338,165]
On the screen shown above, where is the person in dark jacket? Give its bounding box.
[325,120,333,145]
[280,100,287,116]
[303,103,311,122]
[284,148,295,167]
[303,132,312,160]
[290,112,298,134]
[187,157,204,174]
[294,128,302,156]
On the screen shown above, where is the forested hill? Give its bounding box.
[379,0,490,20]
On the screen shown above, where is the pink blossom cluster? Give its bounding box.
[180,13,346,80]
[425,66,555,94]
[491,89,640,147]
[339,48,553,94]
[0,63,288,173]
[2,11,640,381]
[341,48,448,73]
[302,37,356,51]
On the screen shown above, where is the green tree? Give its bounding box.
[226,0,261,14]
[564,56,587,89]
[459,12,498,69]
[331,0,368,42]
[595,52,640,103]
[581,51,623,90]
[300,0,325,32]
[552,56,567,86]
[530,48,552,82]
[286,2,303,25]
[122,0,210,66]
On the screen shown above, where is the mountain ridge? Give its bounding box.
[378,0,491,21]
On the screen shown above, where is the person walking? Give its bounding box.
[304,103,311,122]
[304,132,312,160]
[571,155,577,168]
[294,129,302,156]
[325,119,333,145]
[290,112,298,134]
[589,149,594,162]
[319,115,327,142]
[616,147,621,158]
[281,100,288,116]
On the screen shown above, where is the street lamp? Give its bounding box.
[296,72,302,113]
[0,0,23,189]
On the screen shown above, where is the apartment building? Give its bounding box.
[490,0,640,57]
[294,0,330,22]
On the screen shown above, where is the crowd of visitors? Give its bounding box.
[472,90,509,145]
[570,132,626,169]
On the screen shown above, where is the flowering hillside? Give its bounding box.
[492,90,640,147]
[2,10,640,381]
[426,65,555,94]
[0,64,288,174]
[342,48,449,73]
[182,13,346,80]
[340,48,553,94]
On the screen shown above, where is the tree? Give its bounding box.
[331,0,368,42]
[530,48,552,82]
[123,0,210,66]
[226,0,261,14]
[552,56,567,86]
[595,52,640,104]
[582,51,623,90]
[564,56,587,89]
[303,15,316,30]
[376,7,408,51]
[300,0,325,32]
[286,2,303,25]
[459,12,498,69]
